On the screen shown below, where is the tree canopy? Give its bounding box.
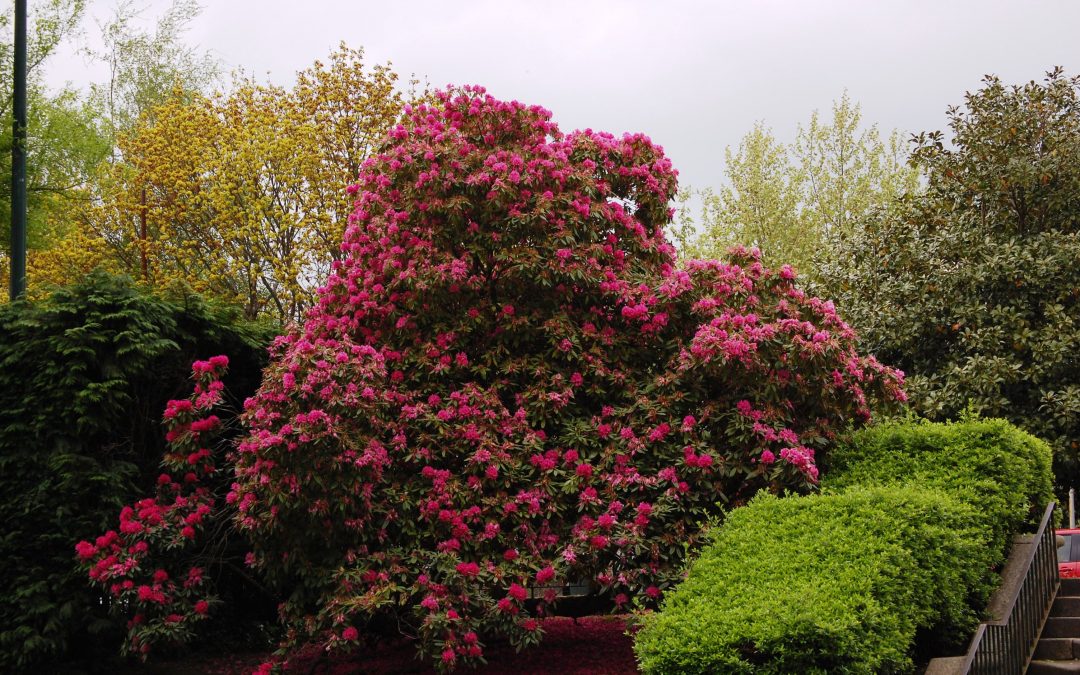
[31,45,410,322]
[818,68,1080,490]
[0,0,109,278]
[677,93,918,278]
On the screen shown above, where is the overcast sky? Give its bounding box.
[43,0,1080,201]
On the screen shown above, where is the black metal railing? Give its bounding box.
[957,502,1058,674]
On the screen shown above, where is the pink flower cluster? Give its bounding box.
[76,357,230,660]
[216,86,904,671]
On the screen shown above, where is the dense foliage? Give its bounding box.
[213,86,905,670]
[818,69,1080,490]
[825,417,1056,536]
[634,486,987,674]
[634,418,1054,674]
[32,45,409,322]
[0,272,271,671]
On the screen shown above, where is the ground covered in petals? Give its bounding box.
[123,615,637,674]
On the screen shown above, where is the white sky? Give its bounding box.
[42,0,1080,201]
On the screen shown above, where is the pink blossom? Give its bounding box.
[75,541,96,560]
[509,583,527,601]
[648,423,671,442]
[536,566,555,584]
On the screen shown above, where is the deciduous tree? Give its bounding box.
[40,45,408,322]
[0,0,111,286]
[678,94,918,277]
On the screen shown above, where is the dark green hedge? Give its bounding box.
[0,272,274,672]
[634,419,1054,674]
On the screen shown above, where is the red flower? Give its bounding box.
[74,541,96,560]
[509,583,527,601]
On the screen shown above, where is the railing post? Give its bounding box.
[953,503,1057,674]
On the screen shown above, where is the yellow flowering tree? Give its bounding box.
[35,45,410,322]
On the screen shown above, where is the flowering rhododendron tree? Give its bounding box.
[76,357,231,658]
[221,86,905,670]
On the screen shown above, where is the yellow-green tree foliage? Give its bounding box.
[34,45,408,322]
[676,94,919,278]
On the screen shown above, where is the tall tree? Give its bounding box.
[88,0,218,143]
[1,0,216,299]
[817,69,1080,491]
[679,123,807,266]
[794,92,917,241]
[36,45,410,322]
[678,94,919,277]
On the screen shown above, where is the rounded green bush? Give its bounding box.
[634,419,1055,674]
[634,486,989,674]
[825,417,1055,545]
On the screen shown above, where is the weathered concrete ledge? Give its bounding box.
[923,534,1038,674]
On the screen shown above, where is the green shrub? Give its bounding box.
[825,417,1056,539]
[634,419,1055,674]
[634,487,990,674]
[0,271,273,672]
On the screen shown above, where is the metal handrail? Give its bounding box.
[956,501,1058,674]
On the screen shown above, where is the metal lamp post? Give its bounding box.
[9,0,27,300]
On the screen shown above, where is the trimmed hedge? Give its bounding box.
[633,419,1054,674]
[825,417,1055,539]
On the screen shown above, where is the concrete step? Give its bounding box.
[1036,638,1080,660]
[923,656,965,675]
[1030,660,1080,674]
[1062,578,1080,596]
[1054,596,1080,617]
[1043,617,1080,639]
